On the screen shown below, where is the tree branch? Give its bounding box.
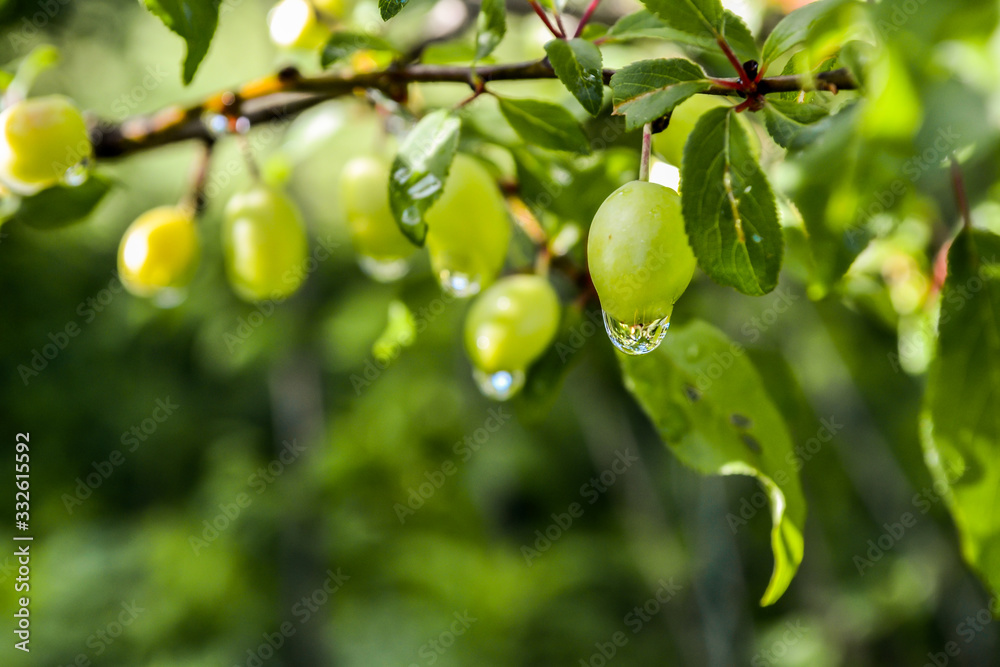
[91,63,857,159]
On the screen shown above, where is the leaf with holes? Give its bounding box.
[389,110,462,246]
[498,97,591,154]
[611,58,711,130]
[141,0,221,84]
[681,107,783,295]
[922,228,1000,598]
[545,38,605,116]
[620,319,806,606]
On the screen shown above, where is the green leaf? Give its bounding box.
[544,38,605,117]
[681,107,783,295]
[141,0,221,84]
[763,99,829,148]
[475,0,506,60]
[389,110,462,246]
[620,319,806,605]
[781,103,871,291]
[378,0,409,20]
[923,228,1000,598]
[497,97,591,155]
[610,58,711,130]
[321,32,396,67]
[761,0,849,65]
[606,9,685,42]
[641,0,725,37]
[11,175,113,230]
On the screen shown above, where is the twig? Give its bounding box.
[90,64,857,160]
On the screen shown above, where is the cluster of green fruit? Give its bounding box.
[0,92,700,399]
[117,186,309,305]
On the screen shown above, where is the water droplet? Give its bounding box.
[234,116,251,134]
[438,269,481,298]
[400,207,421,227]
[358,255,409,282]
[152,287,188,309]
[473,368,525,401]
[685,344,700,360]
[202,112,229,137]
[602,311,670,355]
[683,384,701,402]
[751,234,762,243]
[62,160,89,187]
[407,174,442,200]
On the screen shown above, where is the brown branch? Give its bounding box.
[90,63,858,160]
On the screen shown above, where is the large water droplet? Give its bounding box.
[602,311,670,355]
[473,368,525,401]
[62,160,89,187]
[358,255,409,282]
[437,269,481,298]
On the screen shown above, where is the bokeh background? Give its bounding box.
[1,0,999,665]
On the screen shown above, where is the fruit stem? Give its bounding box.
[574,0,602,38]
[639,122,653,182]
[238,135,262,184]
[181,139,215,217]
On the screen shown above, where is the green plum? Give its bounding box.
[0,95,92,194]
[587,180,697,354]
[425,154,511,297]
[464,274,561,399]
[223,186,309,302]
[118,206,200,300]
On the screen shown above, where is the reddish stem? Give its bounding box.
[528,1,564,38]
[709,77,744,90]
[574,0,601,38]
[716,36,750,85]
[950,155,972,230]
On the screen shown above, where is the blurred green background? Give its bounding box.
[1,0,999,665]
